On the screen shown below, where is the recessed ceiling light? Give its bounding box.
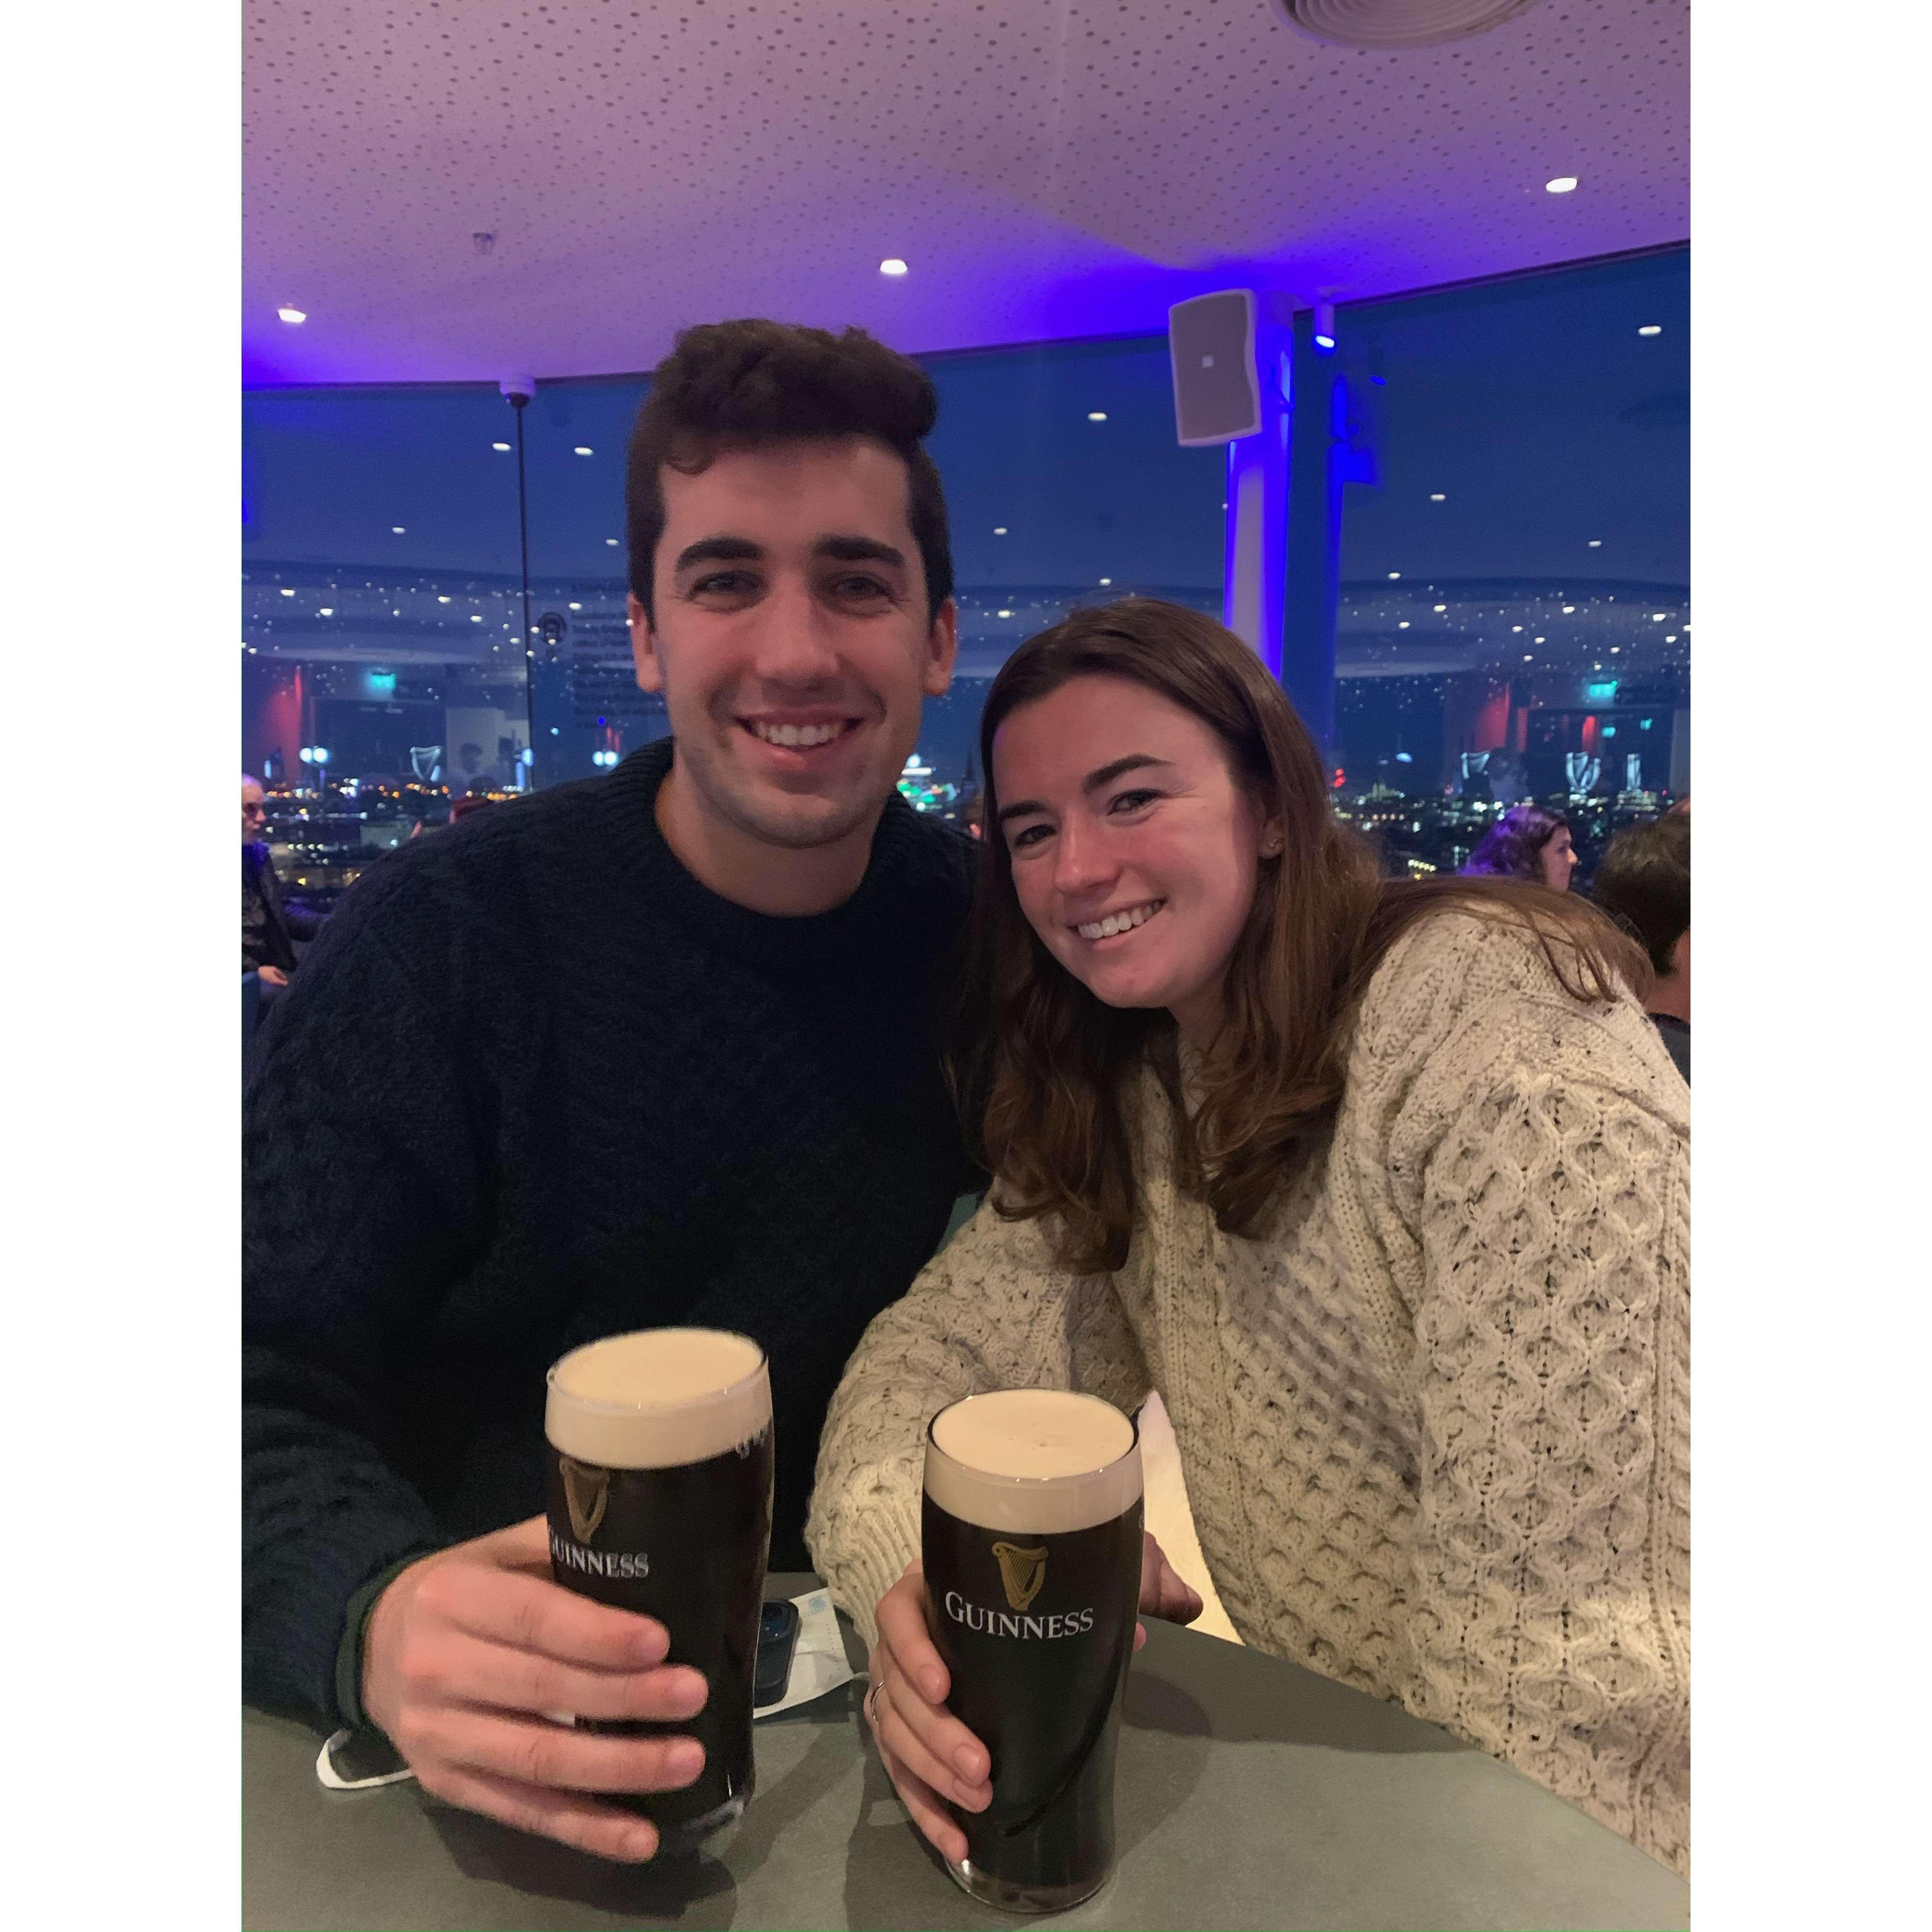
[492,441,511,452]
[1665,633,1677,641]
[1087,412,1107,422]
[568,601,582,610]
[1432,604,1446,612]
[1524,653,1534,661]
[605,538,619,546]
[318,607,334,617]
[879,258,908,277]
[997,609,1013,619]
[391,526,405,534]
[574,446,594,457]
[993,526,1008,535]
[471,614,483,623]
[1388,572,1401,580]
[1562,605,1576,613]
[1429,493,1446,502]
[1534,636,1545,643]
[1651,612,1668,621]
[1099,577,1113,586]
[1610,645,1621,653]
[1588,539,1602,547]
[1638,324,1662,336]
[277,306,307,324]
[1398,621,1410,629]
[1545,176,1578,195]
[279,588,295,597]
[1512,625,1524,632]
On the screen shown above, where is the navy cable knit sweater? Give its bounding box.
[242,738,979,1727]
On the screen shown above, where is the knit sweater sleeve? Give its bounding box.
[1362,913,1691,1873]
[805,1197,1149,1647]
[242,860,484,1726]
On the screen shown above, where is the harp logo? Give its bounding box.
[549,1455,650,1580]
[992,1541,1049,1613]
[559,1456,610,1543]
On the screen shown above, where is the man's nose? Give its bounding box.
[747,576,842,686]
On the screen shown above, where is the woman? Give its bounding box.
[1462,801,1578,890]
[805,601,1689,1875]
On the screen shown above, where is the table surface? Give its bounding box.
[244,1574,1688,1932]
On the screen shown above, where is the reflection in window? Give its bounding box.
[242,385,529,903]
[1329,246,1690,882]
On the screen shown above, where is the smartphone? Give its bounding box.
[753,1598,801,1709]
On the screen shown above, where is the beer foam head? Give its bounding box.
[546,1329,771,1470]
[925,1390,1141,1534]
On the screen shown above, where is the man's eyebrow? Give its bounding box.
[995,755,1174,826]
[814,534,907,568]
[673,535,764,573]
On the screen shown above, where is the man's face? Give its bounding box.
[630,437,956,860]
[242,780,267,844]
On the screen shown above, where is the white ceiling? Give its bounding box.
[243,0,1687,386]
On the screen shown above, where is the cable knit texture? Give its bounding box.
[807,911,1690,1875]
[244,738,979,1729]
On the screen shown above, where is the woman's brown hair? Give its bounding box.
[955,598,1650,1274]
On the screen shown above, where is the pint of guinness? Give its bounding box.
[544,1329,774,1857]
[922,1390,1143,1913]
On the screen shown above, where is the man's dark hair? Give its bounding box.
[1590,816,1690,976]
[625,319,954,625]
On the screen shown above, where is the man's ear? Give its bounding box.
[629,594,665,693]
[921,597,960,698]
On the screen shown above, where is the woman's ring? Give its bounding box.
[865,1680,883,1729]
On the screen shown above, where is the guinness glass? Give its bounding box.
[922,1390,1143,1913]
[544,1329,774,1857]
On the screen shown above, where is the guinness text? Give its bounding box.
[550,1529,650,1579]
[943,1589,1094,1639]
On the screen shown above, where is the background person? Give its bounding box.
[1461,801,1578,889]
[1591,814,1690,1082]
[807,599,1689,1876]
[244,318,975,1864]
[242,774,321,1002]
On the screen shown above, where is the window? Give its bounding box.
[1328,246,1690,878]
[242,385,527,901]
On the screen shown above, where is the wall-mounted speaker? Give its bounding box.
[1169,290,1260,446]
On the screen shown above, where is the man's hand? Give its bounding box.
[361,1517,708,1863]
[863,1534,1204,1863]
[257,966,289,988]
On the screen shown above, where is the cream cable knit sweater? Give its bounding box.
[805,911,1690,1875]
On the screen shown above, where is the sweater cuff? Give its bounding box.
[333,1548,446,1736]
[818,1487,924,1653]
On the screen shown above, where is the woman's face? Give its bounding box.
[991,675,1271,1047]
[1540,825,1578,891]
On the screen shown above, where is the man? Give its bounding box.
[1591,812,1690,1082]
[244,320,980,1862]
[242,774,318,999]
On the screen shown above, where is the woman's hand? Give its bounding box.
[1138,1530,1204,1643]
[862,1536,1204,1860]
[864,1561,991,1865]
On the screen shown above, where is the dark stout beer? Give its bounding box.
[544,1329,774,1857]
[921,1390,1143,1913]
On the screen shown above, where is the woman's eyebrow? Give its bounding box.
[997,755,1174,826]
